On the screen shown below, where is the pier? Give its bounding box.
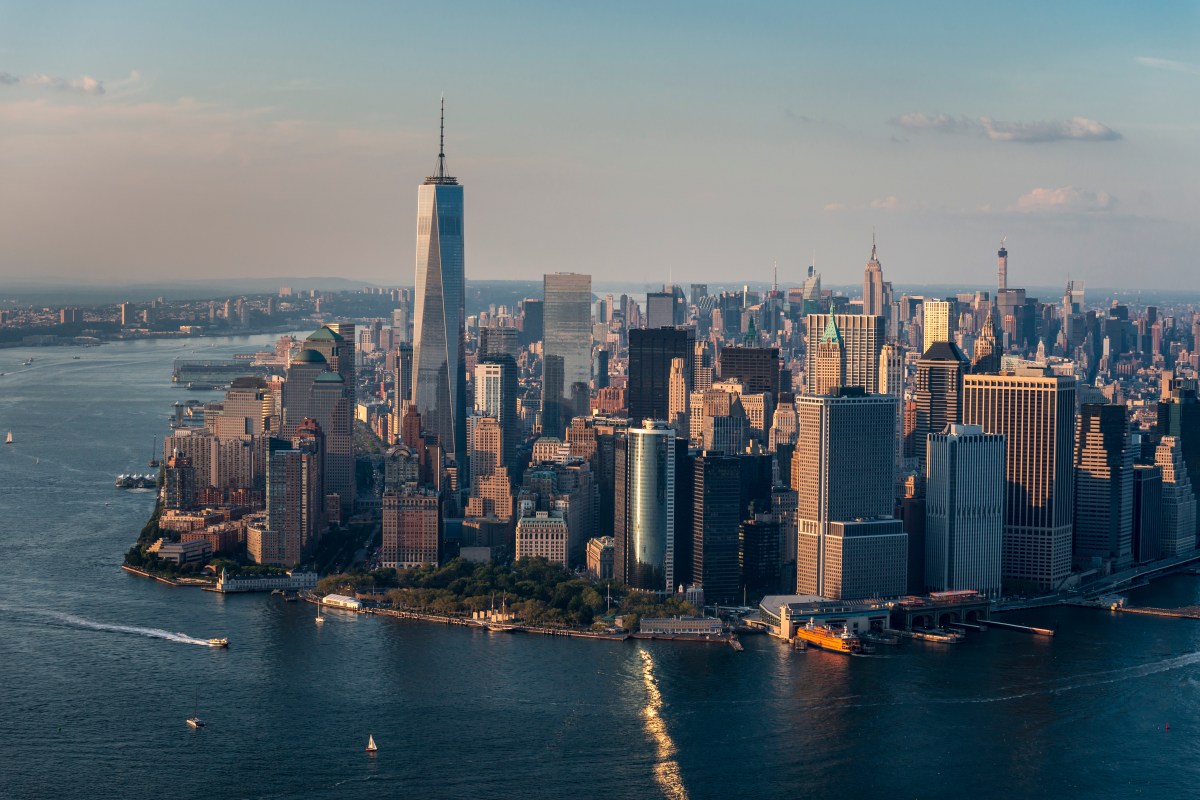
[1110,605,1200,620]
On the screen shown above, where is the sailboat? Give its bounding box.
[149,435,160,468]
[365,734,378,753]
[5,432,12,445]
[315,597,325,625]
[187,690,205,728]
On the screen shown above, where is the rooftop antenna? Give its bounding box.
[773,259,778,294]
[436,94,446,179]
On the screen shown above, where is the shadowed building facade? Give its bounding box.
[962,368,1076,592]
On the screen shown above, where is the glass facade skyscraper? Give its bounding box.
[615,420,677,593]
[543,273,592,392]
[412,104,467,471]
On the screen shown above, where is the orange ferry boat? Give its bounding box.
[793,620,864,654]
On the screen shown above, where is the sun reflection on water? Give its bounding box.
[639,649,689,800]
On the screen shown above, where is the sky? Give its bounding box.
[1,1,1197,290]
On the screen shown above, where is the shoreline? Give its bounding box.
[121,564,213,588]
[305,595,743,647]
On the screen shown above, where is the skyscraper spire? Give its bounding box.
[426,95,457,185]
[871,228,877,262]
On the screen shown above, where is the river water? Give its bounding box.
[2,334,1199,800]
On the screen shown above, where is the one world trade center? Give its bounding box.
[411,99,466,473]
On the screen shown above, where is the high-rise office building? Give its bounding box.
[266,420,325,568]
[805,314,884,394]
[544,272,592,391]
[474,357,519,471]
[541,354,565,438]
[479,326,520,362]
[692,452,742,604]
[1156,387,1200,538]
[520,298,543,346]
[923,300,953,355]
[972,306,1002,374]
[281,349,353,516]
[914,341,969,479]
[628,327,695,423]
[596,348,610,390]
[795,389,907,599]
[962,368,1076,592]
[693,339,715,392]
[925,424,1005,598]
[615,420,677,593]
[812,316,845,396]
[1074,404,1134,568]
[412,102,467,471]
[719,346,780,396]
[1156,436,1197,556]
[468,415,505,486]
[668,357,689,436]
[394,342,414,405]
[646,292,676,329]
[862,237,887,319]
[740,514,782,601]
[307,323,356,407]
[1132,464,1163,563]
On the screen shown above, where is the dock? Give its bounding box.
[980,619,1055,636]
[1110,605,1200,620]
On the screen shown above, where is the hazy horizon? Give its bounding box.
[1,2,1197,290]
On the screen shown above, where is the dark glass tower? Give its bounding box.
[412,100,467,472]
[628,327,695,422]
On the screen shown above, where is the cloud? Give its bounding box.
[823,202,847,212]
[0,71,105,94]
[890,113,1120,142]
[889,112,974,133]
[980,116,1119,142]
[1135,56,1200,76]
[1012,186,1116,214]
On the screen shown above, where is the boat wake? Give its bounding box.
[39,610,212,647]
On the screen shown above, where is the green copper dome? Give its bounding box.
[314,371,345,383]
[306,326,344,342]
[293,348,328,364]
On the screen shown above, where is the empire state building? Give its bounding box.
[411,100,467,471]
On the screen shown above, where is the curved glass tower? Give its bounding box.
[625,420,676,592]
[412,101,466,470]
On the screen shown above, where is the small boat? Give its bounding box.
[365,735,378,753]
[315,597,325,625]
[207,638,229,648]
[72,356,81,360]
[5,432,11,445]
[187,717,204,729]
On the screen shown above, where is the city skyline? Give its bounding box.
[1,2,1197,289]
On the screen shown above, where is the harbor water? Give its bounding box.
[2,334,1200,799]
